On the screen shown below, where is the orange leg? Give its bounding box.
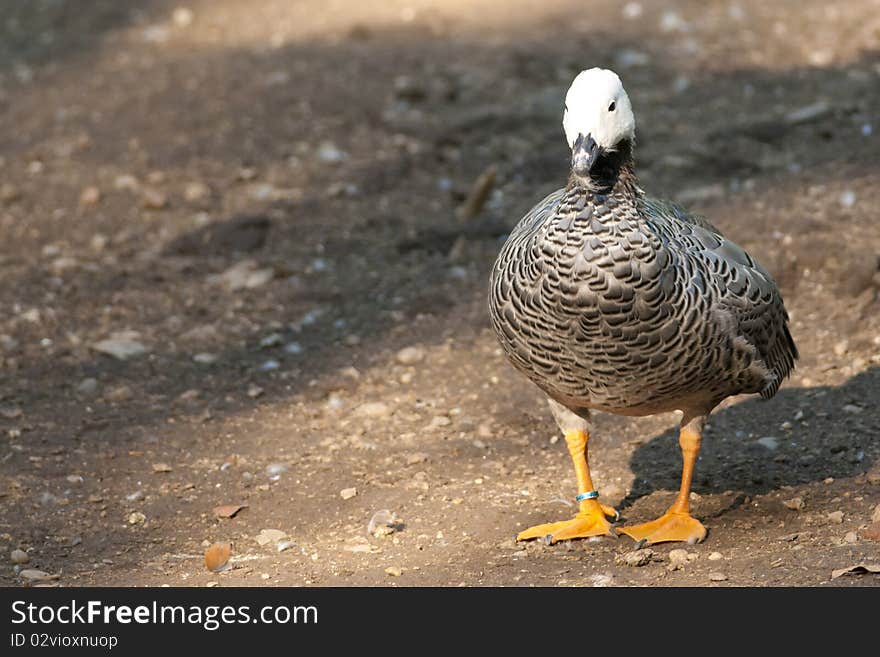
[517,429,616,544]
[617,422,707,545]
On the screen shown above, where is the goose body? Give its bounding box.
[488,68,797,545]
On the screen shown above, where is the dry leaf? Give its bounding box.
[213,504,248,519]
[830,563,880,579]
[204,542,232,572]
[152,463,173,473]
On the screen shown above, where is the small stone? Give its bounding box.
[142,188,168,209]
[827,511,844,524]
[183,181,210,203]
[620,549,653,567]
[783,497,805,511]
[756,436,779,450]
[427,415,451,429]
[152,463,172,473]
[824,477,834,485]
[844,532,858,544]
[356,402,391,418]
[19,569,57,582]
[125,490,145,502]
[708,552,723,561]
[265,463,288,476]
[284,342,303,355]
[193,353,218,364]
[255,529,287,546]
[708,572,728,582]
[114,174,139,191]
[316,141,347,163]
[259,333,283,348]
[104,385,133,402]
[0,183,21,204]
[406,452,429,465]
[0,404,22,419]
[277,540,297,553]
[340,487,357,500]
[838,190,856,208]
[396,346,425,365]
[172,7,194,27]
[247,384,264,398]
[833,340,848,356]
[872,504,880,523]
[260,359,280,372]
[385,566,402,577]
[211,261,275,291]
[77,378,98,395]
[11,549,29,564]
[842,404,863,414]
[668,549,690,569]
[79,186,101,206]
[128,512,146,525]
[785,101,831,124]
[867,466,880,485]
[367,510,398,537]
[92,333,148,360]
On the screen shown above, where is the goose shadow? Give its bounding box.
[621,366,879,510]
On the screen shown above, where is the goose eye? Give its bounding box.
[608,101,616,112]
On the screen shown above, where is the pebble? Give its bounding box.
[757,436,779,450]
[260,359,280,371]
[284,342,303,355]
[385,566,402,577]
[193,353,218,364]
[172,7,194,28]
[356,402,391,418]
[125,490,145,502]
[620,549,653,567]
[827,511,844,524]
[668,549,690,569]
[255,529,287,546]
[79,186,101,206]
[142,188,168,209]
[427,415,451,429]
[708,572,728,582]
[340,487,357,500]
[247,385,264,398]
[277,540,297,553]
[184,181,210,203]
[396,346,426,365]
[316,141,347,163]
[265,463,288,476]
[783,497,804,511]
[260,333,283,348]
[128,512,146,525]
[105,385,133,402]
[367,509,397,537]
[785,101,832,124]
[708,552,723,561]
[872,504,880,523]
[92,333,148,360]
[114,174,139,191]
[842,404,863,414]
[867,466,880,485]
[844,532,858,544]
[0,183,21,204]
[77,378,98,395]
[19,569,57,582]
[213,261,275,291]
[622,2,643,19]
[11,549,29,565]
[838,190,856,208]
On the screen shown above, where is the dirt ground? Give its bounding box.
[1,0,879,587]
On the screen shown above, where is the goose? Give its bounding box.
[488,68,797,545]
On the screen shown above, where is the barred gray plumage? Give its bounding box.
[488,67,798,545]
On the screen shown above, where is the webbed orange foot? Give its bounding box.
[517,502,614,544]
[616,511,706,545]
